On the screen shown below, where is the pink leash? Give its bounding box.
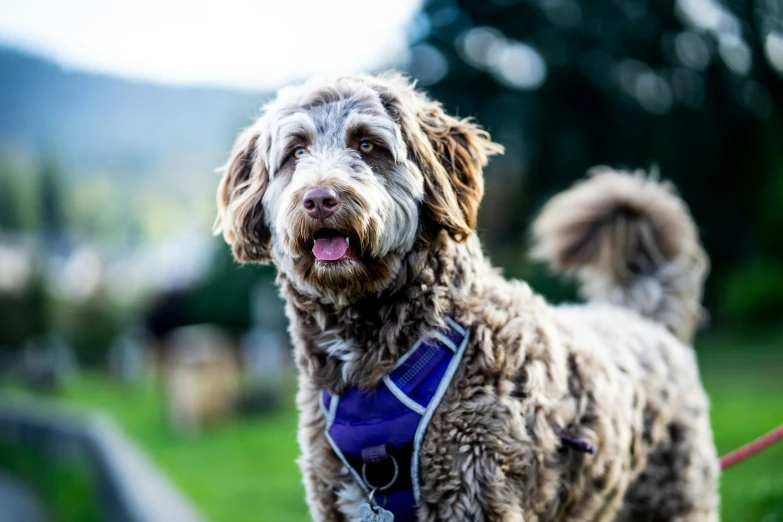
[720,424,783,470]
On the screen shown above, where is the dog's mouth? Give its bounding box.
[312,228,355,262]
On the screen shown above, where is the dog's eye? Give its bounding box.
[359,141,375,153]
[293,147,307,159]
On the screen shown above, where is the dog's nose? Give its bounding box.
[303,186,340,219]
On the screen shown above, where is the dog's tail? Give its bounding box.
[531,167,709,342]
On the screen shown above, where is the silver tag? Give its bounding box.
[359,502,394,522]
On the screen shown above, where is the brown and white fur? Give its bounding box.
[215,72,720,521]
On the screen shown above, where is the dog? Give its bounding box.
[214,72,720,521]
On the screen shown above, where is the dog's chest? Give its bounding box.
[315,329,355,363]
[319,319,470,521]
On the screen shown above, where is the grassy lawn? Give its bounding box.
[696,330,783,521]
[0,440,101,522]
[57,374,310,522]
[3,330,782,521]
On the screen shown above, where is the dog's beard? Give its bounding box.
[294,253,401,297]
[278,194,406,298]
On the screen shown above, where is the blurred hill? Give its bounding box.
[0,46,277,331]
[0,46,268,225]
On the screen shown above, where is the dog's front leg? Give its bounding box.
[296,382,345,521]
[416,441,527,522]
[415,394,531,522]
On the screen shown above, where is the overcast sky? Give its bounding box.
[0,0,422,91]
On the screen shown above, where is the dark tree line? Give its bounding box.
[406,0,783,326]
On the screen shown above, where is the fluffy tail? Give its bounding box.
[531,167,709,342]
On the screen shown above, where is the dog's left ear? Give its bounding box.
[413,105,502,240]
[379,76,503,241]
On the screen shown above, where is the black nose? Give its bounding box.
[303,186,340,219]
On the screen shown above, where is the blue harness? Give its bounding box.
[320,319,470,521]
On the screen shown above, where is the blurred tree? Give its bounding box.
[0,156,39,232]
[38,157,67,243]
[723,258,783,327]
[0,165,20,231]
[0,273,48,350]
[66,291,121,366]
[407,0,783,325]
[187,244,276,333]
[145,241,276,340]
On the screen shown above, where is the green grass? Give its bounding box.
[4,330,782,521]
[697,330,783,521]
[0,439,101,522]
[59,375,309,522]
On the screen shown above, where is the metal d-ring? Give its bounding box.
[361,454,399,491]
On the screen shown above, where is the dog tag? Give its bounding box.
[359,503,394,522]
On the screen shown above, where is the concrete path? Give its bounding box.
[0,399,204,522]
[0,470,51,522]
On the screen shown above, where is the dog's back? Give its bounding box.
[530,168,719,520]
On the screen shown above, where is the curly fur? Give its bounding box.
[216,72,719,521]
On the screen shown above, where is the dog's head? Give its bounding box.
[215,73,502,301]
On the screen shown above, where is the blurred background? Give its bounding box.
[0,0,781,520]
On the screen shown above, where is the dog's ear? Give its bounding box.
[414,104,502,241]
[378,75,503,242]
[214,123,272,263]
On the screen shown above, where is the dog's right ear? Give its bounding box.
[214,123,272,263]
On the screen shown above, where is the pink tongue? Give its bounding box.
[313,236,349,261]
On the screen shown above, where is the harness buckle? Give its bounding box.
[361,444,391,465]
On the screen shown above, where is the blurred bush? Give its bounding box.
[0,274,48,350]
[145,245,275,340]
[64,293,122,367]
[723,259,783,328]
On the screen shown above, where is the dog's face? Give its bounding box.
[215,73,501,301]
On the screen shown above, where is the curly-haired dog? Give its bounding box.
[215,73,720,521]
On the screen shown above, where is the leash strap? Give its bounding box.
[720,423,783,470]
